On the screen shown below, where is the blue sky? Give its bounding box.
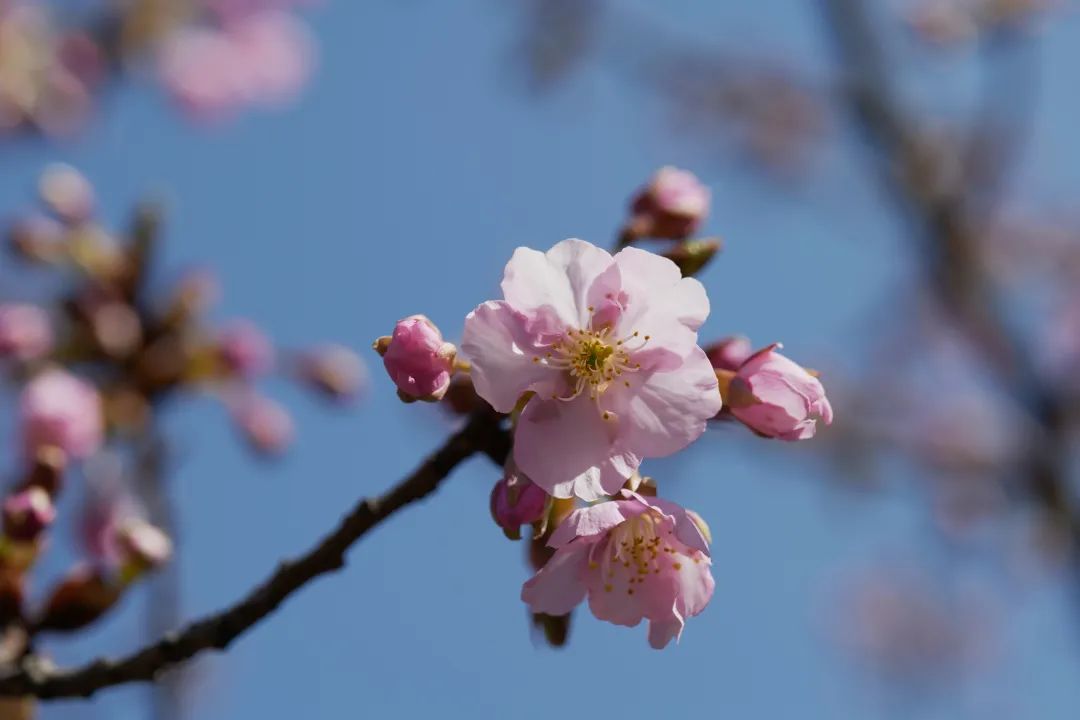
[6,1,1080,718]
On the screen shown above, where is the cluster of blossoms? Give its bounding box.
[0,165,363,638]
[374,168,832,648]
[0,0,316,137]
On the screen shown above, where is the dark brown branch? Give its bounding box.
[0,409,509,699]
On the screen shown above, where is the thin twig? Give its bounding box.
[0,409,509,699]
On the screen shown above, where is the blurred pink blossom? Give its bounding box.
[20,369,103,460]
[522,490,714,649]
[159,11,314,121]
[0,304,53,361]
[218,319,275,377]
[462,239,721,500]
[230,393,294,455]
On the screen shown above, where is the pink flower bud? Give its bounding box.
[114,519,172,572]
[38,164,94,224]
[20,369,104,460]
[296,344,367,401]
[231,394,294,455]
[0,304,53,361]
[218,320,274,376]
[728,344,832,440]
[2,487,55,543]
[704,335,753,372]
[377,315,457,402]
[490,461,548,540]
[629,167,711,240]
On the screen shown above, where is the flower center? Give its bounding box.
[589,510,686,596]
[532,320,648,421]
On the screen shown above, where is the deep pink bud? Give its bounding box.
[490,461,548,540]
[231,394,294,455]
[629,167,711,240]
[377,315,457,402]
[0,304,53,361]
[3,487,55,543]
[729,343,833,440]
[218,320,274,376]
[704,335,752,372]
[20,369,103,460]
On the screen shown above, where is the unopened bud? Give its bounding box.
[2,488,55,544]
[627,166,711,241]
[378,315,456,402]
[21,369,104,461]
[36,566,122,633]
[490,461,549,540]
[729,343,833,440]
[662,238,722,277]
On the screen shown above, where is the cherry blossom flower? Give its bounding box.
[728,343,832,440]
[20,369,103,460]
[522,490,714,649]
[218,319,275,377]
[462,239,721,500]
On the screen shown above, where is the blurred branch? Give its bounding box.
[0,408,510,699]
[817,0,1076,539]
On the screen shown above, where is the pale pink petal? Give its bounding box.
[613,247,710,332]
[615,346,721,457]
[520,544,589,615]
[548,498,646,548]
[514,397,637,500]
[461,301,566,413]
[501,239,614,329]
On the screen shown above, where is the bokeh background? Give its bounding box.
[5,0,1080,718]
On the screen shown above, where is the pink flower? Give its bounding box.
[379,315,457,402]
[20,369,103,460]
[490,460,548,539]
[2,487,55,543]
[158,12,313,121]
[728,343,832,440]
[629,167,711,240]
[704,335,752,372]
[462,239,721,500]
[522,490,714,649]
[218,319,274,376]
[0,304,53,361]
